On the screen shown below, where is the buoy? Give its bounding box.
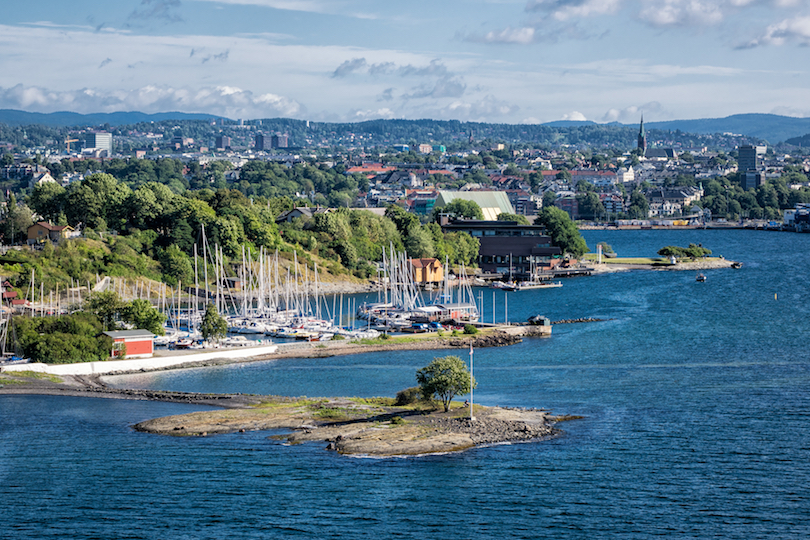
[775,293,778,300]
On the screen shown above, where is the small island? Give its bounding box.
[133,396,561,457]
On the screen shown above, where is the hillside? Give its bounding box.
[643,113,810,144]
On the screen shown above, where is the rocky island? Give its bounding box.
[133,396,563,456]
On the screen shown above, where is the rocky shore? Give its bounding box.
[590,258,737,274]
[134,396,562,457]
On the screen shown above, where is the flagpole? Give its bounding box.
[469,343,474,421]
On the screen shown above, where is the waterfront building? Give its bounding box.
[440,217,561,278]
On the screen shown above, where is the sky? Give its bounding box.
[2,0,810,124]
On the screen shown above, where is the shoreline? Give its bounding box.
[1,325,548,377]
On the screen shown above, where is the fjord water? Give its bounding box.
[3,229,810,539]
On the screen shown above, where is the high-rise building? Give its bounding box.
[738,145,766,190]
[254,133,268,151]
[738,145,766,172]
[271,134,289,148]
[83,132,113,155]
[215,135,232,149]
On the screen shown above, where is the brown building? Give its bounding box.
[27,222,77,244]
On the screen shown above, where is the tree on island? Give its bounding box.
[416,355,476,412]
[534,206,588,258]
[200,303,227,343]
[658,244,712,260]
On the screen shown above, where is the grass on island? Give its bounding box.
[583,254,671,265]
[0,371,64,384]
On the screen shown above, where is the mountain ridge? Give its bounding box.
[1,109,808,144]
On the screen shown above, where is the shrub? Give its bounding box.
[380,333,391,340]
[395,386,422,406]
[331,334,345,341]
[390,416,405,425]
[463,324,479,335]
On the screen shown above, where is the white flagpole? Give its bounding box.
[469,342,474,421]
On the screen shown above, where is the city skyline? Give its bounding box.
[2,0,810,124]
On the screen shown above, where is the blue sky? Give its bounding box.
[1,0,809,123]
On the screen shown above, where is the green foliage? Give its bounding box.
[432,199,484,221]
[416,355,476,412]
[390,416,405,425]
[657,244,712,260]
[157,244,194,286]
[83,290,124,331]
[576,192,605,221]
[395,386,423,406]
[496,213,530,225]
[627,189,650,219]
[534,206,588,258]
[200,303,227,342]
[122,298,166,335]
[12,313,113,364]
[463,324,479,335]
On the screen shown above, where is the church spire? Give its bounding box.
[637,115,647,152]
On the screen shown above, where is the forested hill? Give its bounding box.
[643,114,810,145]
[0,109,220,127]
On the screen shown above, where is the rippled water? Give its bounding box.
[3,229,810,538]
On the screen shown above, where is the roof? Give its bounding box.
[436,190,515,220]
[29,221,72,232]
[103,330,157,339]
[409,258,440,268]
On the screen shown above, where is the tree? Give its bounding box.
[497,213,530,225]
[83,291,124,331]
[200,303,227,343]
[534,206,588,258]
[627,189,650,219]
[416,355,476,412]
[576,192,605,221]
[432,199,484,221]
[122,299,166,336]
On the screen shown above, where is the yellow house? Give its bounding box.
[409,258,444,285]
[27,222,76,244]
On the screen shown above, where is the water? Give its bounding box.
[3,229,810,538]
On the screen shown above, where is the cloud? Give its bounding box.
[403,76,467,99]
[190,0,375,19]
[201,50,230,63]
[601,101,663,123]
[351,107,396,119]
[472,26,536,44]
[331,58,451,78]
[0,84,304,119]
[439,95,520,121]
[99,58,113,69]
[739,16,810,47]
[332,57,367,77]
[377,88,394,101]
[527,0,621,21]
[128,0,183,23]
[638,0,724,27]
[562,111,588,121]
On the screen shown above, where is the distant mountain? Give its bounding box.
[541,120,597,127]
[641,114,810,144]
[0,109,223,127]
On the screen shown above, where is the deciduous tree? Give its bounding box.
[416,355,476,412]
